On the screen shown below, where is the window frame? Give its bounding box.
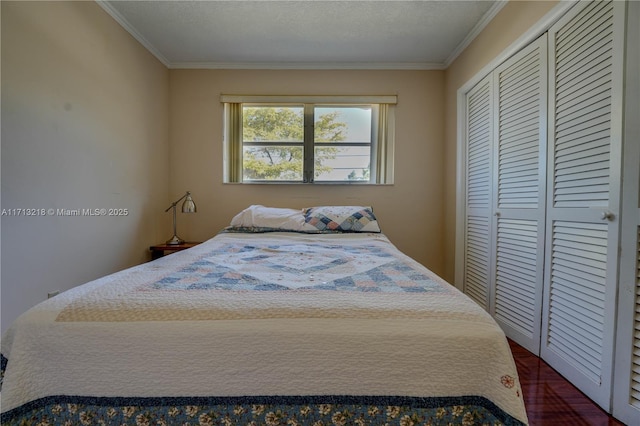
[310,103,375,183]
[222,95,396,185]
[242,103,306,182]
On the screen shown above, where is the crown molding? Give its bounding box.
[168,61,446,71]
[96,0,171,68]
[444,0,508,68]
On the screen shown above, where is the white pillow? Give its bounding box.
[230,205,305,230]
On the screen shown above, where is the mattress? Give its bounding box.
[0,230,528,425]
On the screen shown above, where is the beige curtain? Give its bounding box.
[225,103,243,183]
[375,104,395,184]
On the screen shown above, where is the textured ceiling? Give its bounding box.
[99,0,502,69]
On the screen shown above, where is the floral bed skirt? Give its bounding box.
[1,395,526,426]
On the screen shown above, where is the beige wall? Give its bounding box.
[442,1,559,282]
[1,1,169,332]
[169,69,445,273]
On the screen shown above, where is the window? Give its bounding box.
[222,96,396,184]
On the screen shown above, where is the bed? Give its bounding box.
[1,206,528,425]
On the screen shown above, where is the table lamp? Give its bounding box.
[165,191,196,245]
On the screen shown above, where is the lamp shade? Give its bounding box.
[181,192,197,213]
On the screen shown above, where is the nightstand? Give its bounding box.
[149,242,201,260]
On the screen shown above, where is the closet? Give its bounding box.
[456,0,639,422]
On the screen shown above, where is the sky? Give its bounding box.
[316,106,372,142]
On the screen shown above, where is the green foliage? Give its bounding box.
[314,111,345,142]
[347,168,370,181]
[243,106,303,142]
[242,107,347,180]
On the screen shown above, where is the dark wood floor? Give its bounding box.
[508,339,625,425]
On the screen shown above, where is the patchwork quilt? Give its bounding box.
[0,231,528,425]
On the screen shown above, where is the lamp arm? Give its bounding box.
[164,192,190,212]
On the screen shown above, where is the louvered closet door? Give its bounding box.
[613,227,640,423]
[542,0,625,411]
[613,102,640,424]
[612,0,640,422]
[491,35,547,355]
[462,75,494,310]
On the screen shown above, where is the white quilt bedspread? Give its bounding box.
[1,232,528,424]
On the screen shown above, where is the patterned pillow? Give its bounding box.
[302,206,381,232]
